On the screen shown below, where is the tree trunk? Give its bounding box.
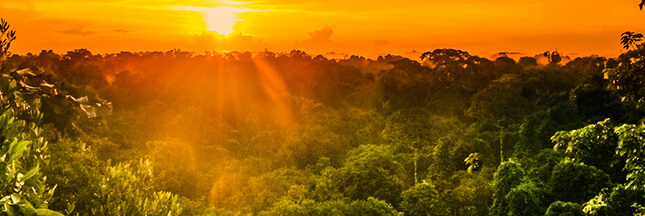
[500,126,504,164]
[414,148,418,184]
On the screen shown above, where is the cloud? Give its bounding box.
[294,26,335,52]
[401,49,421,59]
[113,29,129,33]
[374,40,389,47]
[303,26,333,44]
[56,26,95,36]
[490,51,523,60]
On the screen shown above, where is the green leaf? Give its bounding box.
[8,140,30,160]
[21,166,39,182]
[35,208,64,216]
[19,201,37,216]
[10,194,20,204]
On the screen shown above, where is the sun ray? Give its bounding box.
[252,54,294,126]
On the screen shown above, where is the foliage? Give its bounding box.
[604,48,645,112]
[582,190,610,216]
[147,140,206,198]
[0,20,64,215]
[514,108,572,158]
[615,123,645,189]
[44,138,102,214]
[545,201,583,216]
[382,108,461,183]
[91,160,182,216]
[465,152,481,173]
[489,161,527,216]
[523,149,563,185]
[440,170,494,216]
[399,182,448,216]
[0,18,16,61]
[621,32,644,50]
[333,144,406,206]
[542,51,563,65]
[0,111,59,215]
[552,119,618,175]
[549,160,610,203]
[505,181,549,216]
[237,168,307,212]
[260,197,403,216]
[604,184,645,216]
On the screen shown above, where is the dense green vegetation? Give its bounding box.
[3,19,645,215]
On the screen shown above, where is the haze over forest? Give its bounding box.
[1,1,645,216]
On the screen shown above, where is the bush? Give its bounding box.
[90,160,183,216]
[545,201,582,216]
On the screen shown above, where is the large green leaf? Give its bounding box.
[35,208,64,216]
[8,140,29,160]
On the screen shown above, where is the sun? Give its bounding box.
[177,6,251,36]
[204,7,239,36]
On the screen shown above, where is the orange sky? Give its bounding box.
[1,0,644,58]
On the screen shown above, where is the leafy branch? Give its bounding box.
[0,18,16,61]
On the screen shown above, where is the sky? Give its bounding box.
[1,0,644,59]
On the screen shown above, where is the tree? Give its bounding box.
[489,161,550,216]
[620,31,643,50]
[334,145,406,206]
[615,123,645,189]
[551,119,618,176]
[90,160,182,216]
[489,161,528,216]
[420,49,471,67]
[467,74,533,163]
[514,111,560,158]
[549,160,610,203]
[381,108,445,184]
[522,149,564,185]
[545,201,583,216]
[399,183,449,216]
[44,138,102,214]
[603,185,645,216]
[146,140,205,198]
[542,51,562,65]
[440,171,494,216]
[557,120,645,216]
[279,125,346,169]
[260,197,403,216]
[518,57,538,67]
[238,168,307,212]
[505,181,549,216]
[604,49,645,112]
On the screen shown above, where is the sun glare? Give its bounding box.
[204,7,238,36]
[177,6,252,36]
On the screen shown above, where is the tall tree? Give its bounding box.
[621,31,643,50]
[489,161,527,216]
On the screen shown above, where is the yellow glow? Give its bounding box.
[204,7,238,36]
[177,6,252,36]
